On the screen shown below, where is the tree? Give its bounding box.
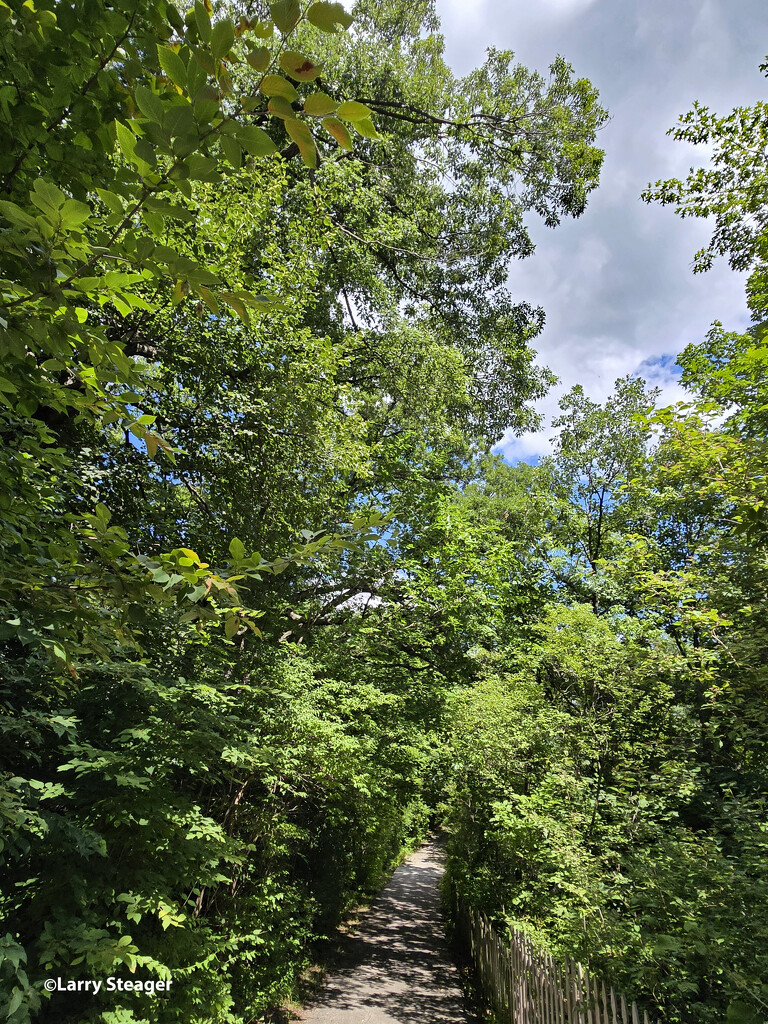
[547,377,658,610]
[642,59,768,275]
[0,1,610,1021]
[443,60,768,1024]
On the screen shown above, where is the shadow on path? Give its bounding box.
[298,843,475,1024]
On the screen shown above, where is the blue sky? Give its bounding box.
[436,0,766,459]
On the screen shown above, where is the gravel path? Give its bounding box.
[299,843,473,1024]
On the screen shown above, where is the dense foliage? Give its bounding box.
[1,1,765,1023]
[0,0,607,1021]
[445,60,768,1024]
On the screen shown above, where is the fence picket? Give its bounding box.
[563,956,572,1024]
[561,958,569,1024]
[584,968,592,1024]
[514,933,520,1024]
[536,952,542,1024]
[517,935,523,1024]
[592,972,602,1024]
[454,896,652,1024]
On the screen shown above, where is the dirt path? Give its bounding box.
[298,842,473,1024]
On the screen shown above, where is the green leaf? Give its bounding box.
[233,124,278,156]
[270,0,300,34]
[194,0,212,42]
[114,121,154,173]
[165,103,196,139]
[260,75,299,101]
[157,45,187,89]
[336,101,372,122]
[133,138,157,168]
[240,96,263,113]
[194,84,220,124]
[198,284,220,313]
[134,85,164,123]
[304,91,338,117]
[95,189,124,215]
[186,153,219,181]
[268,96,296,121]
[322,115,352,150]
[246,46,272,71]
[726,1001,761,1024]
[167,3,184,31]
[30,178,66,213]
[7,989,23,1016]
[0,200,37,229]
[229,537,246,560]
[354,115,380,139]
[114,120,137,160]
[279,51,322,82]
[50,643,67,664]
[186,53,208,97]
[306,1,353,32]
[171,278,186,305]
[220,135,242,168]
[224,615,240,639]
[210,19,235,61]
[220,291,250,324]
[252,19,274,38]
[285,119,317,168]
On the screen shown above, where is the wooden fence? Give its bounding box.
[454,897,652,1024]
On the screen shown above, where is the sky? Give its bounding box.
[436,0,766,460]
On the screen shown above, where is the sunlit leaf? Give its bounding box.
[157,45,187,89]
[279,51,322,82]
[354,115,380,139]
[270,0,300,34]
[307,1,353,32]
[194,0,212,42]
[210,19,235,61]
[267,96,296,120]
[229,537,246,559]
[232,124,278,156]
[134,85,164,123]
[260,75,299,101]
[336,101,372,122]
[285,119,317,167]
[246,46,272,71]
[322,115,352,149]
[304,91,338,117]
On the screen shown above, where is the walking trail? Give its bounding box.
[298,842,473,1024]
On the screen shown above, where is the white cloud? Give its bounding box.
[436,0,762,460]
[535,0,598,13]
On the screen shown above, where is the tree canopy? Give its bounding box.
[1,4,766,1024]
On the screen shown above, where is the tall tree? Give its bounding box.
[0,2,608,1021]
[548,377,658,610]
